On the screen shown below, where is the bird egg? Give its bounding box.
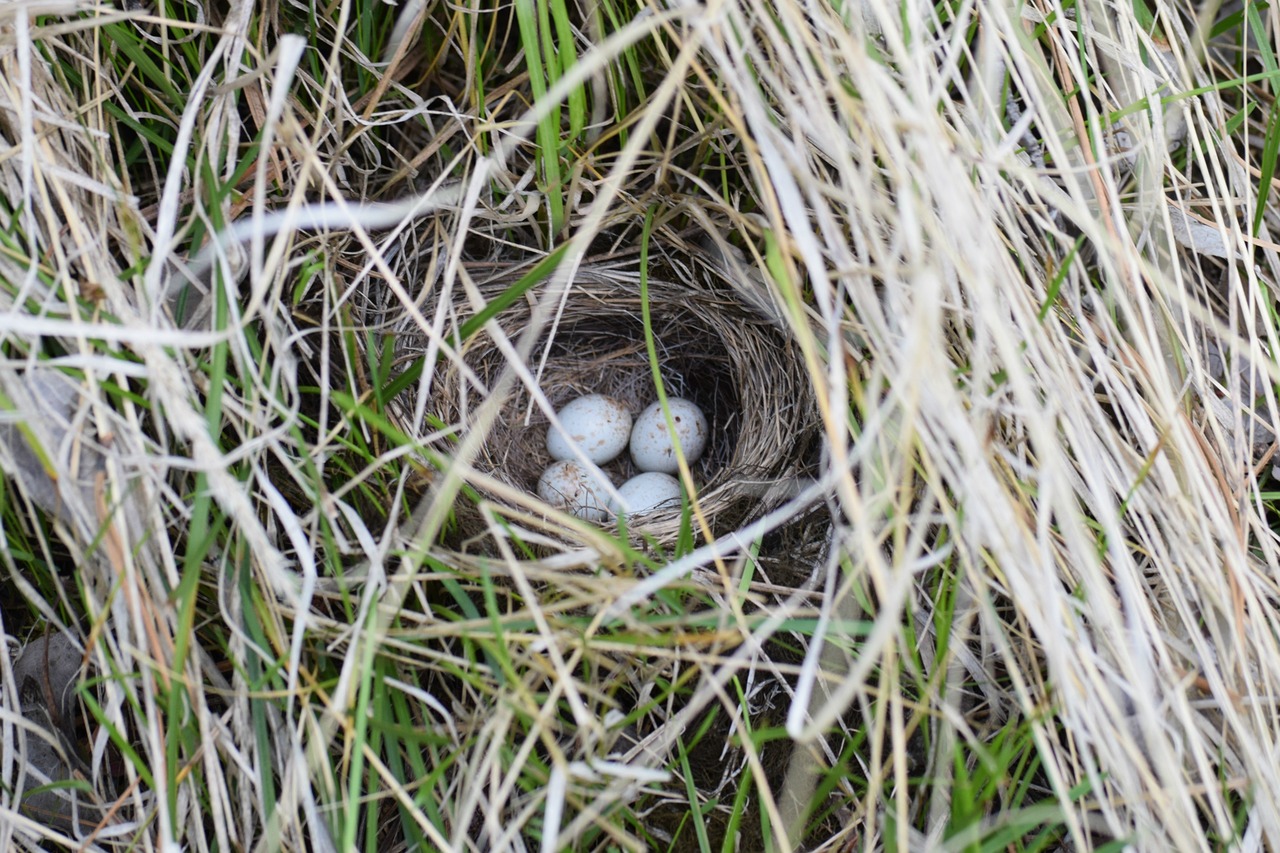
[537,460,614,522]
[546,394,632,465]
[610,472,683,517]
[629,398,708,474]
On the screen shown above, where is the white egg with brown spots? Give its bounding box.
[629,398,708,474]
[546,394,632,464]
[537,460,614,521]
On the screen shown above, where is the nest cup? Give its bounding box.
[424,251,817,546]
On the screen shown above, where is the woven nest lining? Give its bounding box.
[422,254,817,544]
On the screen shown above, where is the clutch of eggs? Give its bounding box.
[536,394,706,521]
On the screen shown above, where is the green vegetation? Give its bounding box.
[1,0,1279,849]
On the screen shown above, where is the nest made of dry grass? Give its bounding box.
[405,242,820,548]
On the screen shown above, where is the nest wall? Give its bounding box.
[405,247,820,548]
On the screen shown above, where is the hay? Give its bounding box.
[412,244,820,546]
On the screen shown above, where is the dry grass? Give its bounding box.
[2,0,1280,850]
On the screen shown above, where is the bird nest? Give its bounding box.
[409,247,819,548]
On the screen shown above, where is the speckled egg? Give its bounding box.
[546,394,633,465]
[629,398,708,474]
[537,460,614,522]
[609,472,683,517]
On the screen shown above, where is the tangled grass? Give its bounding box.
[2,0,1280,850]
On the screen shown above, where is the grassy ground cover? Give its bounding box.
[3,0,1280,850]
